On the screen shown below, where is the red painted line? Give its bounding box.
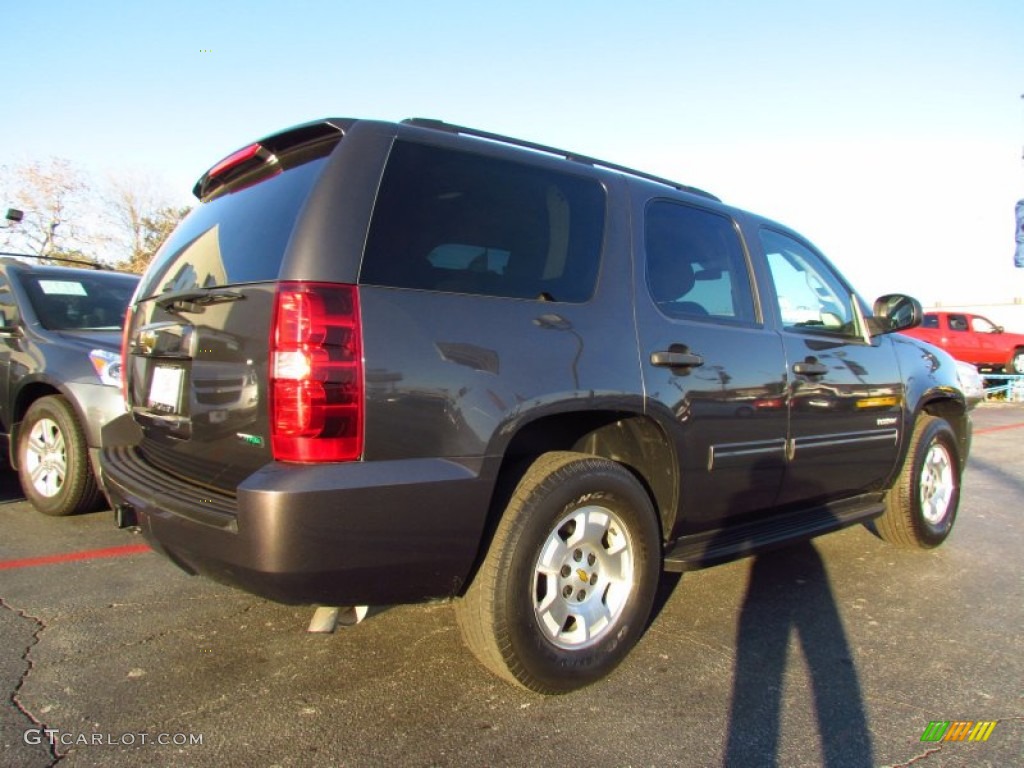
[0,543,151,571]
[974,421,1024,435]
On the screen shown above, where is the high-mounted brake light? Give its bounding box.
[269,283,363,462]
[207,143,263,179]
[194,142,280,200]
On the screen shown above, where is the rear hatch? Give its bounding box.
[125,123,349,495]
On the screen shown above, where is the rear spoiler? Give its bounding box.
[193,119,351,202]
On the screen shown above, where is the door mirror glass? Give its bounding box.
[872,294,923,334]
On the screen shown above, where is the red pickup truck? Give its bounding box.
[902,311,1024,374]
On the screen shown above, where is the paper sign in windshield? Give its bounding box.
[38,280,88,296]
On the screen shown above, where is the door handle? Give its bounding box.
[651,351,704,368]
[793,361,829,376]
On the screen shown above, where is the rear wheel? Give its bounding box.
[873,415,960,548]
[456,452,661,694]
[17,396,101,516]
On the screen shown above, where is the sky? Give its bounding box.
[1,0,1022,306]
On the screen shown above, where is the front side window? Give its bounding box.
[971,316,999,333]
[644,201,755,323]
[761,229,858,337]
[0,278,17,328]
[361,141,605,302]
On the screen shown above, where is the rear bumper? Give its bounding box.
[100,442,494,606]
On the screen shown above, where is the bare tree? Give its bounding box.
[106,175,190,273]
[1,158,99,265]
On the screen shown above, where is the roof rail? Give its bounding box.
[401,118,720,202]
[0,252,113,270]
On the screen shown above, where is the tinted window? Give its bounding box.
[361,141,605,302]
[922,314,939,328]
[761,229,859,337]
[645,201,755,323]
[19,272,139,330]
[137,156,329,299]
[947,314,969,331]
[0,278,17,328]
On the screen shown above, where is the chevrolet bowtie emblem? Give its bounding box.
[137,329,157,355]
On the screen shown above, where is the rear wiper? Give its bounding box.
[155,289,245,314]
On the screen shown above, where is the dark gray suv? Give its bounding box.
[101,118,971,693]
[0,258,138,515]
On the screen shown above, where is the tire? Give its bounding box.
[1010,348,1024,375]
[873,415,960,549]
[16,395,101,516]
[455,452,661,694]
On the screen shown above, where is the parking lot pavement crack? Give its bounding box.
[881,746,945,767]
[0,595,63,765]
[881,716,1023,767]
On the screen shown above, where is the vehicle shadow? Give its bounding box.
[965,455,1024,493]
[723,540,873,767]
[0,467,26,504]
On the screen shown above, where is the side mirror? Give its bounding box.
[872,293,923,334]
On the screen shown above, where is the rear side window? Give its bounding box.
[947,314,969,331]
[137,156,330,299]
[922,314,939,328]
[645,201,756,323]
[361,141,605,302]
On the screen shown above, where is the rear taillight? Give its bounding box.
[269,282,363,462]
[120,305,134,407]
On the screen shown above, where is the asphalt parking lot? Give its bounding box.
[1,405,1021,768]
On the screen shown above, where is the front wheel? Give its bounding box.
[1009,348,1024,375]
[456,452,661,694]
[16,395,101,516]
[873,415,961,548]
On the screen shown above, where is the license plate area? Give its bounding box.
[147,365,186,415]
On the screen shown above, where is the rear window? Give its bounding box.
[137,156,329,299]
[360,141,605,303]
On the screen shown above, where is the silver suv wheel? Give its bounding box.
[919,440,955,525]
[24,417,67,498]
[533,504,635,650]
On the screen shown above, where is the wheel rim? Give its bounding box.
[532,504,635,650]
[25,418,67,498]
[919,440,955,525]
[1014,352,1024,374]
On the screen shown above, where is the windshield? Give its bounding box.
[20,272,140,330]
